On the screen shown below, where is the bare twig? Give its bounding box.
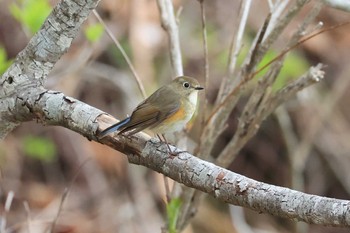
[156,0,183,77]
[50,159,91,233]
[216,3,325,168]
[227,0,251,77]
[216,61,283,166]
[322,0,350,11]
[208,20,348,127]
[264,0,290,39]
[92,10,147,99]
[199,0,209,91]
[253,21,349,77]
[217,0,251,104]
[23,201,32,233]
[216,64,324,167]
[197,0,210,143]
[1,191,14,232]
[258,0,308,62]
[265,64,325,117]
[290,62,350,189]
[244,13,272,77]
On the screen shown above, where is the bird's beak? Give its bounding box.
[194,86,204,90]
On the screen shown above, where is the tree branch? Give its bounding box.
[6,86,350,226]
[0,0,101,138]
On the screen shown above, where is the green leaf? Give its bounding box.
[166,198,182,233]
[9,0,52,34]
[0,47,13,75]
[84,23,104,42]
[22,136,56,162]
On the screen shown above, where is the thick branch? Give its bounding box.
[5,88,349,227]
[0,0,100,138]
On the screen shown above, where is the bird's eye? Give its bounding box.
[183,82,190,88]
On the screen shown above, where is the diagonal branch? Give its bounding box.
[7,88,350,227]
[0,0,101,138]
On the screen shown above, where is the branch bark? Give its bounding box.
[0,0,101,139]
[6,84,350,227]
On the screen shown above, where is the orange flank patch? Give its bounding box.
[163,106,187,124]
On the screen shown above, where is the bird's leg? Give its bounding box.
[158,134,186,157]
[157,134,173,154]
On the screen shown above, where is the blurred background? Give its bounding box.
[1,0,350,232]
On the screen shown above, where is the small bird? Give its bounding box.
[98,76,204,138]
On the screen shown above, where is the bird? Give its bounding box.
[98,76,204,139]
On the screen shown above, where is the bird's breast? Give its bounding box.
[152,95,197,134]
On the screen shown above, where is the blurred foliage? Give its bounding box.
[166,198,182,233]
[108,37,132,68]
[22,135,56,162]
[255,50,309,91]
[9,0,52,35]
[84,23,104,43]
[213,31,308,92]
[0,46,12,75]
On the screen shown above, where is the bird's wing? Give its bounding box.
[118,86,181,135]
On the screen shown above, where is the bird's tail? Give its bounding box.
[98,117,131,138]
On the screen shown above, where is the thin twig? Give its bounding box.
[253,22,349,77]
[244,13,271,75]
[290,63,350,189]
[217,0,252,105]
[322,0,350,12]
[198,0,210,140]
[227,0,251,77]
[218,2,325,169]
[1,191,14,233]
[199,0,209,90]
[216,0,308,106]
[156,0,183,77]
[92,10,147,98]
[264,0,290,40]
[207,21,349,126]
[258,0,308,62]
[265,64,325,117]
[215,8,329,165]
[23,201,32,233]
[163,175,171,203]
[216,61,283,166]
[50,159,91,233]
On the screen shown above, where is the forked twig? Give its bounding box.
[252,21,350,77]
[206,21,349,126]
